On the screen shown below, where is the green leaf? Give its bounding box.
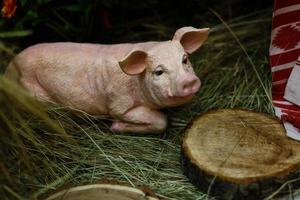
[26,10,39,19]
[58,4,83,12]
[0,30,33,38]
[19,0,28,7]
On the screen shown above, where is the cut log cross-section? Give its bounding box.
[44,182,160,200]
[181,109,300,199]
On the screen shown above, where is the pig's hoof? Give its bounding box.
[111,122,123,132]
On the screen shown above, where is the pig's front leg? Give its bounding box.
[111,107,167,133]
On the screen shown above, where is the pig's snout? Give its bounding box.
[177,75,201,97]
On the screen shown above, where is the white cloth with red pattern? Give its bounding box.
[270,0,300,140]
[285,60,300,106]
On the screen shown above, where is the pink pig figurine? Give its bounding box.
[5,26,210,133]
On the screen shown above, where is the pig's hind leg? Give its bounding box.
[20,78,54,102]
[111,106,167,133]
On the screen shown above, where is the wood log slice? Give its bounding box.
[181,109,300,199]
[44,182,160,200]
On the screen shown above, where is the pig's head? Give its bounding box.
[119,26,210,107]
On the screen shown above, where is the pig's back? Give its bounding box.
[12,42,117,114]
[9,41,161,114]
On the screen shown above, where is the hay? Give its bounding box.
[0,10,281,200]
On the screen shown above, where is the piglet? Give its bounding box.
[5,26,210,133]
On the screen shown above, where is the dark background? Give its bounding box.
[1,0,273,47]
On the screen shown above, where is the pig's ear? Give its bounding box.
[172,27,210,54]
[119,50,148,75]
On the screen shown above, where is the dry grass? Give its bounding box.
[0,10,284,200]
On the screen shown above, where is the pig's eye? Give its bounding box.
[153,65,165,76]
[154,69,164,76]
[182,54,188,64]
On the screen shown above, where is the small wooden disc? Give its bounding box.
[182,109,300,199]
[44,183,159,200]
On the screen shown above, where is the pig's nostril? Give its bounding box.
[183,79,198,90]
[177,76,200,97]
